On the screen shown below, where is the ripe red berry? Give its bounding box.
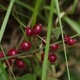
[67,38,76,45]
[33,23,42,35]
[16,59,26,68]
[20,41,31,51]
[48,52,57,63]
[64,35,70,42]
[7,49,18,59]
[5,59,12,67]
[64,35,76,45]
[50,44,59,51]
[25,27,33,36]
[0,51,4,58]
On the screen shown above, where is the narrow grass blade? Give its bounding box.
[55,0,71,80]
[63,16,80,34]
[0,0,15,42]
[31,0,43,26]
[41,0,55,80]
[0,0,16,80]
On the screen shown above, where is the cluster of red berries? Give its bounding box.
[41,35,77,64]
[0,23,77,67]
[0,23,43,68]
[0,49,26,68]
[41,52,57,64]
[64,35,77,45]
[25,23,42,36]
[41,43,59,64]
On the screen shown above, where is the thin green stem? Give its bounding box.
[0,45,16,80]
[31,0,43,27]
[41,0,55,80]
[55,0,71,80]
[0,0,15,43]
[0,33,79,61]
[0,0,16,80]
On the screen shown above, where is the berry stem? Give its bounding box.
[37,35,46,43]
[55,0,71,80]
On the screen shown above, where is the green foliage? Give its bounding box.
[53,27,61,39]
[17,73,36,80]
[0,0,80,80]
[64,70,80,80]
[63,16,80,34]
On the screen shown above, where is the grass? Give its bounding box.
[0,0,80,80]
[41,0,55,80]
[55,0,71,80]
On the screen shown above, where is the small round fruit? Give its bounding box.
[7,49,18,59]
[50,44,59,51]
[25,27,33,36]
[5,59,12,67]
[33,23,42,35]
[48,52,57,63]
[0,51,4,58]
[16,59,26,68]
[67,38,76,45]
[20,41,31,51]
[64,35,70,42]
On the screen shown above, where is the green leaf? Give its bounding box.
[34,65,42,76]
[17,73,36,80]
[53,27,61,39]
[63,16,80,34]
[0,73,8,80]
[0,63,6,74]
[0,61,8,80]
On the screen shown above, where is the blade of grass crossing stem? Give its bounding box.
[0,45,16,80]
[0,33,79,61]
[41,1,55,80]
[54,0,71,80]
[0,0,16,80]
[31,0,42,27]
[0,0,15,42]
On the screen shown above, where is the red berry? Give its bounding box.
[16,59,26,68]
[48,52,57,63]
[50,44,59,51]
[20,41,31,51]
[33,23,42,35]
[0,51,4,58]
[64,35,77,45]
[64,35,70,43]
[5,59,12,67]
[67,38,76,45]
[7,49,18,59]
[25,27,33,36]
